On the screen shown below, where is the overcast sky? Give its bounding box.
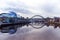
[0,0,60,17]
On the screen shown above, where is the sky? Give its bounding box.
[0,0,60,17]
[0,0,60,40]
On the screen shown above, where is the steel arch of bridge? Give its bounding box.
[30,15,44,19]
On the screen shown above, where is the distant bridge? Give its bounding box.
[30,15,44,19]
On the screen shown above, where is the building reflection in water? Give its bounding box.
[0,24,28,34]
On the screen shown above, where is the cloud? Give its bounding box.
[42,4,55,13]
[40,0,60,17]
[0,0,32,15]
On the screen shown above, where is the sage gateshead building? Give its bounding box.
[0,11,26,23]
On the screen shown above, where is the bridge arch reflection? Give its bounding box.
[29,15,45,29]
